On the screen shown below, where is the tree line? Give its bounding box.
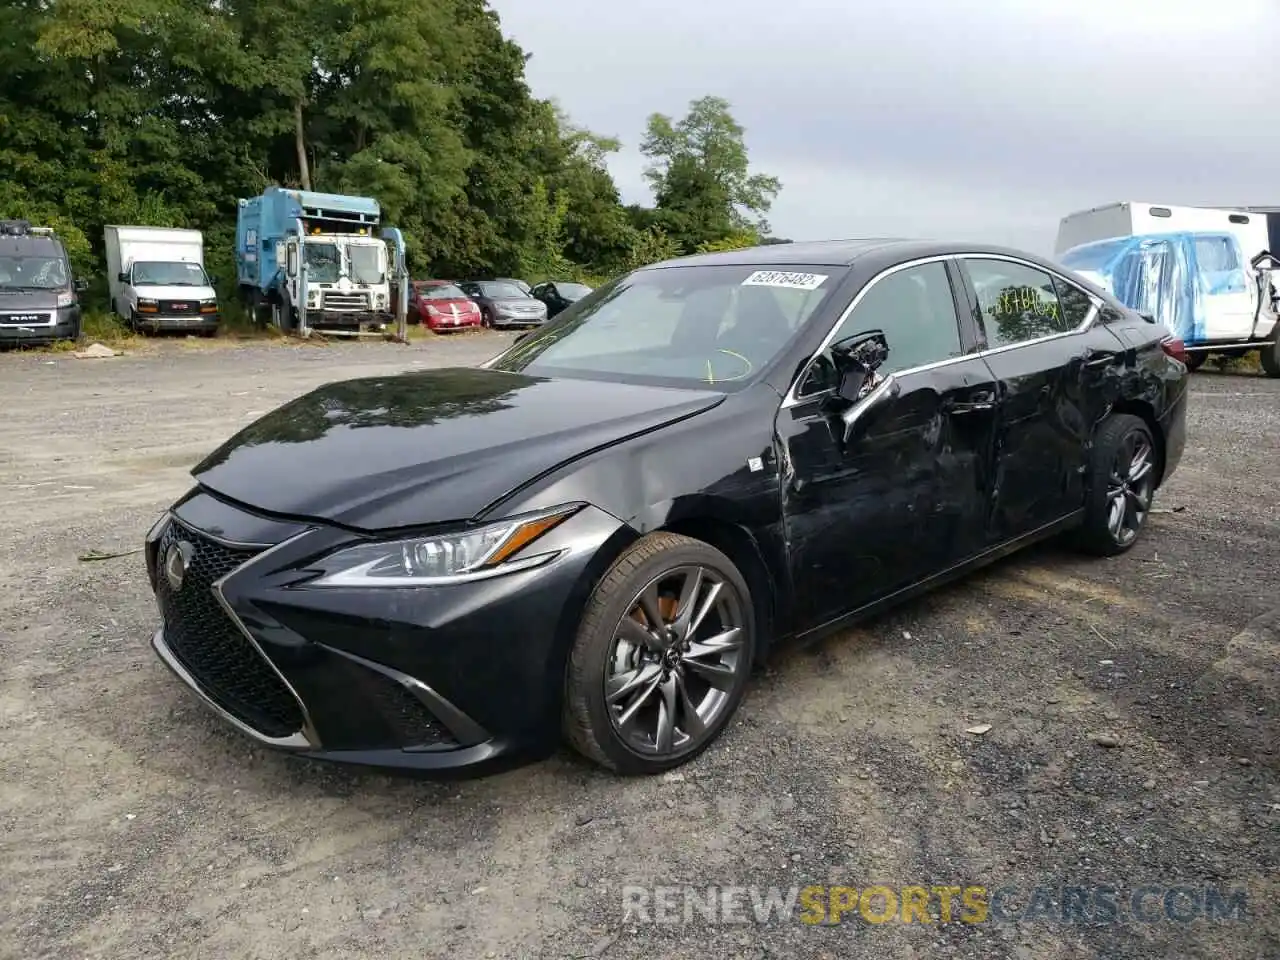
[1,0,786,300]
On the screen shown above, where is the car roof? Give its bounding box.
[0,234,63,257]
[645,238,1068,274]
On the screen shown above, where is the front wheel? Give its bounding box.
[1073,414,1157,556]
[563,533,756,774]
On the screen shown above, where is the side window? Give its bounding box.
[798,262,962,395]
[1052,276,1094,329]
[965,259,1071,349]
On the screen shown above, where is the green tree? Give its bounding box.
[640,95,781,252]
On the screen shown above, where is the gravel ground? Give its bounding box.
[1,338,1276,960]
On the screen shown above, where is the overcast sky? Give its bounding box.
[490,0,1276,254]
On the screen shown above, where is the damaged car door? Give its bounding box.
[777,259,1000,631]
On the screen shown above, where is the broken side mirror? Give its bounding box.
[841,375,900,446]
[831,329,890,403]
[1250,251,1279,273]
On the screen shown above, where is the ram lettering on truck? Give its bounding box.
[234,187,408,336]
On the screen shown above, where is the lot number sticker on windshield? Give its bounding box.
[741,270,828,291]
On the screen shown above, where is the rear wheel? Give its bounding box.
[1260,335,1280,378]
[563,533,756,774]
[1073,414,1157,556]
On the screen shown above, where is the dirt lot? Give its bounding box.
[1,337,1276,960]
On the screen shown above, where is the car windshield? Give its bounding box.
[0,255,68,289]
[491,264,841,390]
[557,282,592,298]
[132,261,207,286]
[479,281,527,299]
[305,243,341,283]
[420,283,467,299]
[348,244,383,284]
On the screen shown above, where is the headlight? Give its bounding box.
[56,291,75,307]
[375,293,388,306]
[138,298,158,307]
[310,504,581,587]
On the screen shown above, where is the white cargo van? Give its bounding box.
[1054,202,1271,264]
[105,226,220,334]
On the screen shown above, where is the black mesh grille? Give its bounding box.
[156,519,305,738]
[345,661,457,748]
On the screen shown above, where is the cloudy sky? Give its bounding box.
[490,0,1276,254]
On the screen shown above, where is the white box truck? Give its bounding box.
[105,226,220,334]
[1054,202,1271,263]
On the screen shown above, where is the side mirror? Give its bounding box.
[831,329,890,402]
[117,271,128,283]
[1250,251,1279,272]
[207,274,219,285]
[841,375,900,445]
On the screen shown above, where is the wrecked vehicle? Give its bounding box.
[1060,230,1280,375]
[144,240,1188,778]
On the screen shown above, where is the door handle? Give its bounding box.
[1084,349,1119,369]
[946,389,996,414]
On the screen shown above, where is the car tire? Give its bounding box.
[1184,353,1206,372]
[1260,336,1280,378]
[563,532,756,775]
[1073,414,1158,557]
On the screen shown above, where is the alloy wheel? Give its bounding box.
[1106,431,1154,546]
[604,564,748,757]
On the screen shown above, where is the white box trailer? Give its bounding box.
[104,226,220,333]
[1055,202,1271,263]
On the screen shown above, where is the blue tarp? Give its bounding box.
[1059,231,1248,344]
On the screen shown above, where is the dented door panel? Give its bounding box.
[777,356,998,631]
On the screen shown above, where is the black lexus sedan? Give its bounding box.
[145,239,1189,778]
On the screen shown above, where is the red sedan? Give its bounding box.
[411,281,483,332]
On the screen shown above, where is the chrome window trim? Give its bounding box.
[782,252,1104,409]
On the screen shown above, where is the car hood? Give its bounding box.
[0,289,62,310]
[422,298,477,310]
[193,367,724,530]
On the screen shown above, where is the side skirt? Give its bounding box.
[788,510,1085,648]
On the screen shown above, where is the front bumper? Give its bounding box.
[492,314,546,329]
[145,491,630,777]
[425,314,482,332]
[306,310,393,328]
[134,310,220,332]
[0,305,79,344]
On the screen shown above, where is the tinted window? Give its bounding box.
[799,262,961,395]
[965,259,1071,348]
[492,264,840,390]
[557,282,592,298]
[1052,276,1094,328]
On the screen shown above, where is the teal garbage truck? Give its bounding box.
[235,187,408,335]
